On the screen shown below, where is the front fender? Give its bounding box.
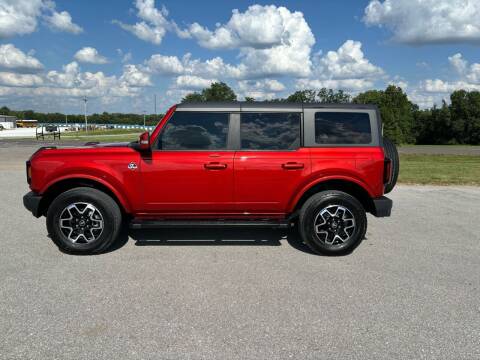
[41,172,132,213]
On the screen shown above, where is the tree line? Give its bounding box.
[2,82,480,144]
[0,107,161,127]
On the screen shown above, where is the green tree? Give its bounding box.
[202,82,237,101]
[244,96,255,102]
[450,90,480,144]
[317,88,351,103]
[181,82,237,103]
[286,90,317,103]
[414,101,453,144]
[354,85,415,144]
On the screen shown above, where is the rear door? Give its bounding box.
[141,111,236,214]
[233,111,311,214]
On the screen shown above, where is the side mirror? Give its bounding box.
[133,131,151,152]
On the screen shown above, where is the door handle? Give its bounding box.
[204,162,228,170]
[282,162,304,170]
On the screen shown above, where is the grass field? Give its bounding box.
[61,128,142,142]
[399,154,480,185]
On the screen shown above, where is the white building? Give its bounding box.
[0,115,17,129]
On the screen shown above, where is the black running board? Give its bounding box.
[130,219,291,230]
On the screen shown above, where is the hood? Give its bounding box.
[29,141,134,160]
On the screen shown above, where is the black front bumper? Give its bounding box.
[23,191,43,218]
[372,196,393,217]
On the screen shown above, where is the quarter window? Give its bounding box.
[314,112,372,144]
[240,112,301,150]
[158,112,230,150]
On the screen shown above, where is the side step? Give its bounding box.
[130,219,291,230]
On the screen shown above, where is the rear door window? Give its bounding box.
[314,112,372,144]
[158,112,230,150]
[240,112,301,150]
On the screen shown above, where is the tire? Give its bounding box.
[299,191,367,255]
[383,137,399,194]
[46,187,122,254]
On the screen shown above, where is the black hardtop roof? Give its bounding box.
[176,102,378,111]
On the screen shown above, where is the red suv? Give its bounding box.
[23,103,397,255]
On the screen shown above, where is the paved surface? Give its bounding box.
[1,147,479,359]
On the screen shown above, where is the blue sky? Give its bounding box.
[1,0,480,114]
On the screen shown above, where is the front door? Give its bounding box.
[141,111,235,215]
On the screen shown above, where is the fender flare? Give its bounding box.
[40,174,132,213]
[287,175,374,212]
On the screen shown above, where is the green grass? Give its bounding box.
[61,128,142,142]
[399,154,480,185]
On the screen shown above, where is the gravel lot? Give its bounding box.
[0,144,479,359]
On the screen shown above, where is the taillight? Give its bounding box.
[26,161,32,184]
[383,158,392,184]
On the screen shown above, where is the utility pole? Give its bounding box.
[143,110,146,129]
[65,114,68,126]
[83,96,88,133]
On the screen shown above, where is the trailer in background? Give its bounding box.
[0,115,17,129]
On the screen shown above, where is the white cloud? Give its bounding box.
[145,54,184,75]
[183,5,315,78]
[407,89,445,109]
[0,44,43,73]
[0,0,82,38]
[363,0,480,44]
[421,79,480,93]
[44,10,83,34]
[296,40,384,92]
[74,47,109,64]
[114,0,170,45]
[238,79,285,92]
[0,72,43,87]
[237,79,286,100]
[0,0,43,38]
[389,76,408,90]
[120,64,152,87]
[114,20,166,45]
[407,53,480,108]
[174,75,216,90]
[185,5,298,49]
[448,54,468,75]
[296,78,375,92]
[420,54,480,94]
[316,40,384,80]
[446,53,480,84]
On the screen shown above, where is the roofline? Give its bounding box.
[176,102,379,110]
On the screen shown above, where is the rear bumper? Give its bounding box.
[371,196,392,217]
[23,191,43,218]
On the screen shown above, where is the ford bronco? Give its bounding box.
[23,103,397,255]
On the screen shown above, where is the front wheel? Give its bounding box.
[299,191,367,255]
[46,187,122,254]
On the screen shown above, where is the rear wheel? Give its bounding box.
[46,187,122,254]
[383,137,399,194]
[299,191,367,255]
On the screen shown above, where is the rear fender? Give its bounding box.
[287,174,374,213]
